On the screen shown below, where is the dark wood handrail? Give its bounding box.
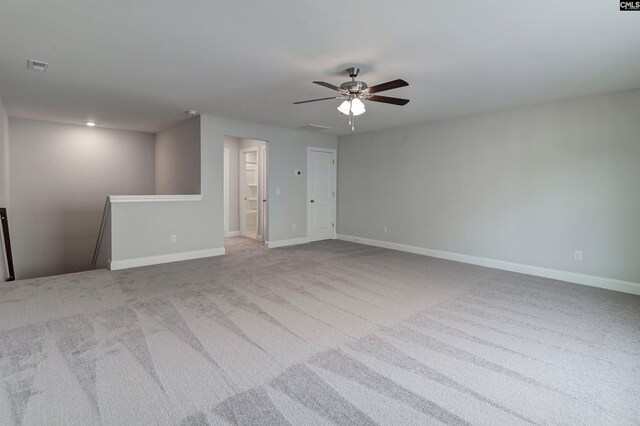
[0,207,15,281]
[91,197,110,269]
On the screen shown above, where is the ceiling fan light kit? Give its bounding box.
[338,98,365,116]
[294,66,409,131]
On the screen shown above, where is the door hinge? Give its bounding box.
[332,160,335,165]
[332,223,335,228]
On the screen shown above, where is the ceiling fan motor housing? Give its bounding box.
[340,81,368,94]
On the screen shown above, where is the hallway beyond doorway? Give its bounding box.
[223,136,268,243]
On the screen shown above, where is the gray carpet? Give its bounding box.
[0,237,639,425]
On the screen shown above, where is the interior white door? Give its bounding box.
[307,148,336,241]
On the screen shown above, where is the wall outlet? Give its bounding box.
[170,235,177,243]
[383,225,388,233]
[574,250,582,261]
[276,188,281,195]
[292,224,296,231]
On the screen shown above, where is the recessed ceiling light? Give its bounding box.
[85,121,96,127]
[186,110,199,116]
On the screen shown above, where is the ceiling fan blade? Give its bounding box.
[293,96,341,105]
[367,95,410,106]
[366,79,409,94]
[313,81,341,91]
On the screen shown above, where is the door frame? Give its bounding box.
[224,147,229,237]
[306,147,337,242]
[259,144,268,242]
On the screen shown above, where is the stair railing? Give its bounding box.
[91,197,110,269]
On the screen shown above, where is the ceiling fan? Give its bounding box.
[294,67,409,131]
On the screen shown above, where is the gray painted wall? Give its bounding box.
[110,114,337,262]
[0,98,8,208]
[9,118,155,278]
[224,136,240,234]
[155,116,201,195]
[338,89,640,284]
[0,97,8,281]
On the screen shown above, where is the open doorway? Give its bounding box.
[223,136,268,251]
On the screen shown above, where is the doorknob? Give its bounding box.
[310,200,315,203]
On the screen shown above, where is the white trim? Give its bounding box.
[306,146,338,154]
[307,146,337,243]
[337,234,640,295]
[266,237,309,248]
[227,231,240,237]
[109,247,225,270]
[260,144,268,243]
[308,233,338,243]
[109,194,202,203]
[224,148,230,237]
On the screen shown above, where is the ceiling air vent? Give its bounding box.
[27,59,49,72]
[300,124,330,132]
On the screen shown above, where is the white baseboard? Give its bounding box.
[109,247,225,270]
[226,231,240,237]
[337,234,640,296]
[266,237,309,248]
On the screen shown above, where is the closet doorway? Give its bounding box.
[240,147,259,239]
[223,136,268,245]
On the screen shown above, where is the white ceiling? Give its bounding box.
[1,1,639,136]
